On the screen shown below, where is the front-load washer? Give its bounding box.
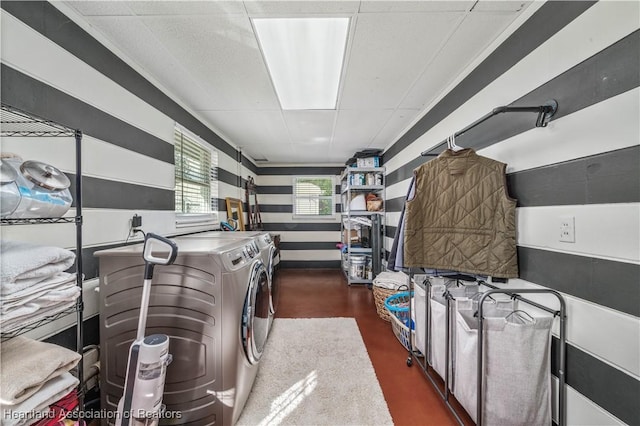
[96,237,269,425]
[182,231,279,314]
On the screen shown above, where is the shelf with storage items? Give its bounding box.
[340,166,385,285]
[0,104,84,407]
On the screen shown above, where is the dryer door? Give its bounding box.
[267,245,279,314]
[242,260,270,364]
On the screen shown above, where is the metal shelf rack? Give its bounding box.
[340,166,385,285]
[1,216,79,225]
[0,103,85,407]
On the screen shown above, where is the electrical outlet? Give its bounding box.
[559,215,575,243]
[132,214,142,228]
[128,214,143,239]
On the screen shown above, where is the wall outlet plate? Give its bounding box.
[560,215,575,243]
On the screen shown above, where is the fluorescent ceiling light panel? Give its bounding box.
[254,17,349,110]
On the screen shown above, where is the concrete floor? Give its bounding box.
[274,268,471,426]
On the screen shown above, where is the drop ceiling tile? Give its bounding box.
[139,14,279,110]
[371,109,422,148]
[400,12,521,110]
[329,146,360,163]
[85,16,214,111]
[127,1,246,16]
[198,110,290,160]
[244,1,360,15]
[340,11,464,110]
[260,147,310,164]
[292,145,350,164]
[283,110,336,145]
[64,1,134,16]
[332,109,395,150]
[359,1,474,13]
[472,1,532,12]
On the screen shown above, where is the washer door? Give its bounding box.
[267,245,278,314]
[242,260,270,364]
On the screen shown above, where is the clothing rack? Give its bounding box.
[421,100,558,156]
[407,271,567,426]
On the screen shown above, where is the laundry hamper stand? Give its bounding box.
[476,288,566,426]
[403,269,465,424]
[405,270,568,426]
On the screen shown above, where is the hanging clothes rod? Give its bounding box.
[421,99,558,156]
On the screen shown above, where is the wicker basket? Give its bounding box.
[372,285,407,322]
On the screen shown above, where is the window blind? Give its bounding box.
[209,150,219,214]
[174,127,218,216]
[293,177,334,216]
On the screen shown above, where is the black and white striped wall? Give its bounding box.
[2,3,639,421]
[382,2,639,424]
[256,166,343,269]
[0,1,254,341]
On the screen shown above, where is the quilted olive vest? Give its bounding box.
[403,148,518,278]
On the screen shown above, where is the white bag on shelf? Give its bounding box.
[453,299,553,425]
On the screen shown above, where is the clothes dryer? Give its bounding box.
[96,237,269,425]
[182,231,279,314]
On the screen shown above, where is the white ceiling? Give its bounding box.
[61,0,532,165]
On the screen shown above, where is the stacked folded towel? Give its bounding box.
[0,240,78,333]
[0,337,81,425]
[0,372,79,426]
[0,337,81,405]
[1,240,76,294]
[372,270,413,290]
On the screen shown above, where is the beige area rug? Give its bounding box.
[237,318,394,426]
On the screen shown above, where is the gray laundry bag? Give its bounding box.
[454,299,554,425]
[428,280,480,384]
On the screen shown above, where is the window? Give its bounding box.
[174,125,218,226]
[293,176,335,218]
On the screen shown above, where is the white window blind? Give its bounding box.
[293,176,334,217]
[175,125,218,224]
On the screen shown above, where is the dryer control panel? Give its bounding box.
[255,233,272,249]
[224,242,259,271]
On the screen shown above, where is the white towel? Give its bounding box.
[1,240,75,295]
[372,271,412,290]
[0,299,77,333]
[0,337,80,405]
[1,286,80,326]
[0,272,75,303]
[0,372,78,426]
[1,280,78,313]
